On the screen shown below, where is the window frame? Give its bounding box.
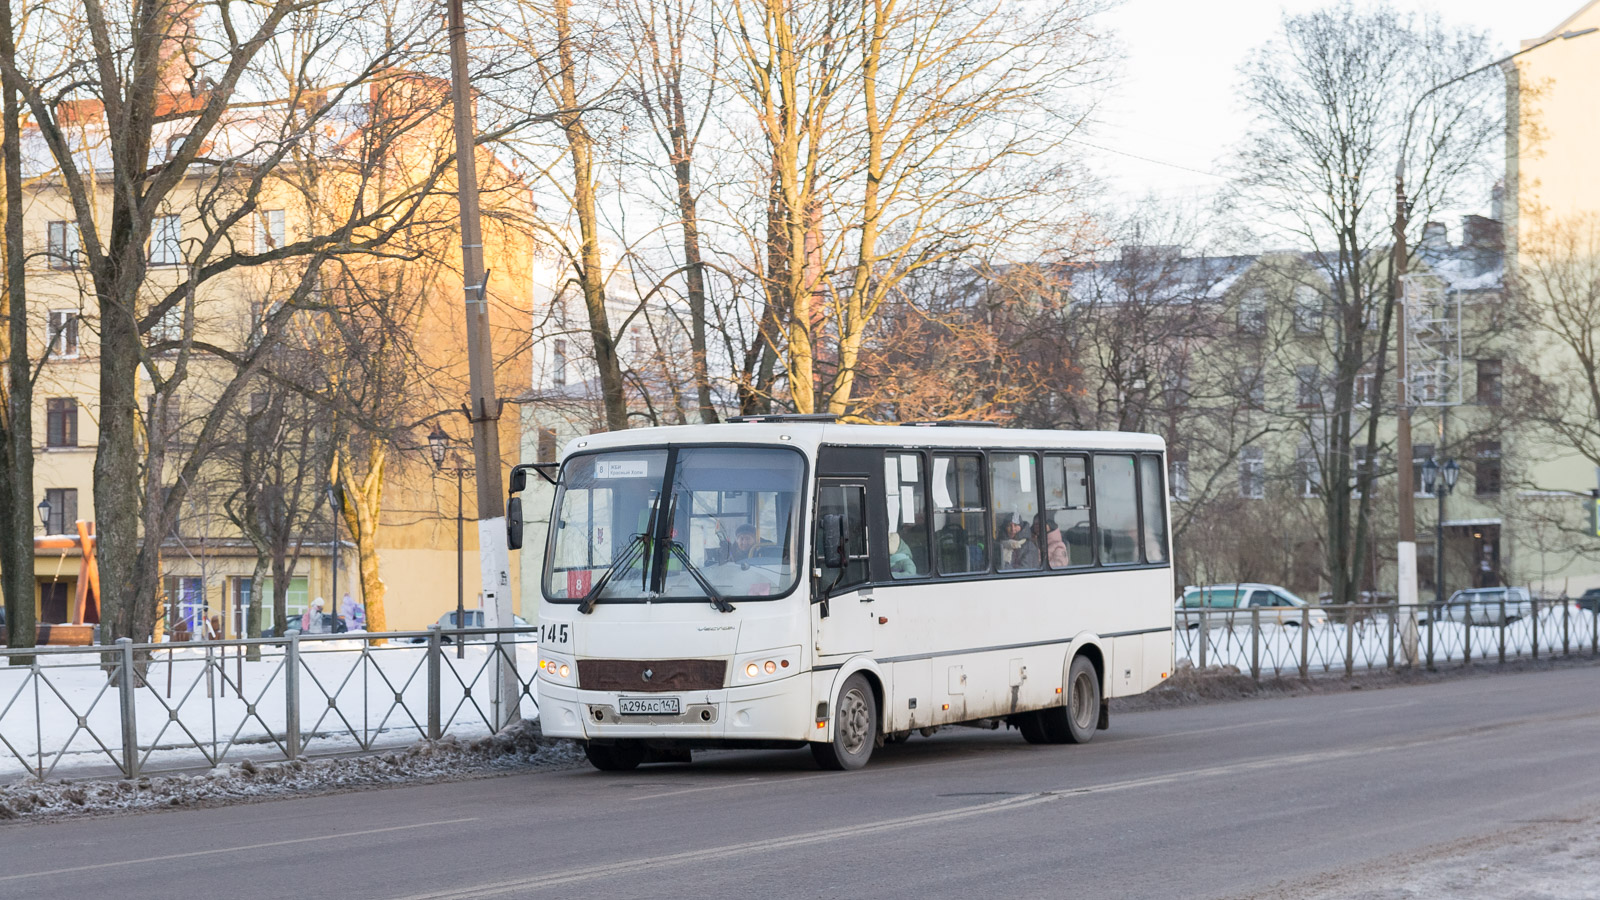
[47,221,80,269]
[149,214,182,266]
[46,397,78,448]
[48,309,80,359]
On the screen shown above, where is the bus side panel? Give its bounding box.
[889,658,932,733]
[1144,628,1174,693]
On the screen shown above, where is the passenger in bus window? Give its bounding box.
[724,523,773,562]
[1039,517,1069,568]
[888,532,919,577]
[997,512,1039,570]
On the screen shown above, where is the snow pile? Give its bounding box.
[0,719,583,823]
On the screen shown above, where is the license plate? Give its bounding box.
[619,696,680,716]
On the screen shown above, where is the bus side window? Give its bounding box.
[1139,455,1169,564]
[884,453,929,578]
[816,483,869,590]
[931,454,987,575]
[1093,454,1139,565]
[1044,455,1093,568]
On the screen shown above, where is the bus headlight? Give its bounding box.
[733,647,802,685]
[540,655,576,684]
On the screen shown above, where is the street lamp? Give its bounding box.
[37,497,50,532]
[431,424,468,659]
[1419,456,1460,611]
[1391,24,1597,648]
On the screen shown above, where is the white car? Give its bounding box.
[1428,587,1533,626]
[1177,583,1329,630]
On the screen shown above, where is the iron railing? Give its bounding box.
[1176,599,1599,680]
[0,626,537,782]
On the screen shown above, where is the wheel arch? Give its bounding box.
[1067,635,1106,696]
[815,657,885,743]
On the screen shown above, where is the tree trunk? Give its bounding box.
[247,555,268,660]
[0,0,35,658]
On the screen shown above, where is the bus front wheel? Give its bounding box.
[1039,655,1100,744]
[584,741,644,771]
[812,674,878,771]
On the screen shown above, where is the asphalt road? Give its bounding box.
[3,665,1598,900]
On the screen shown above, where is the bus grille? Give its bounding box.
[577,659,727,692]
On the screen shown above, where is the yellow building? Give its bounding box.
[18,75,536,638]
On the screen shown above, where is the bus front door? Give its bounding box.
[813,480,874,657]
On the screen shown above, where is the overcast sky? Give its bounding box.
[1082,0,1587,218]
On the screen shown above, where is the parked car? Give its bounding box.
[1577,587,1600,615]
[410,610,531,643]
[1177,584,1329,629]
[1427,587,1534,626]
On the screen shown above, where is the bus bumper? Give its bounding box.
[537,679,814,743]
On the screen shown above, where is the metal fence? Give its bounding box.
[0,627,537,782]
[1177,600,1600,680]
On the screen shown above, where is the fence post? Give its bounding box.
[1498,599,1507,665]
[1344,607,1355,677]
[427,626,442,741]
[1197,609,1208,670]
[1386,603,1396,669]
[1464,607,1473,664]
[1299,605,1310,679]
[1531,598,1539,660]
[1250,608,1260,681]
[285,633,301,761]
[117,638,139,779]
[1425,605,1435,670]
[1563,598,1570,656]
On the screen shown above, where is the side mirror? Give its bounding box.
[506,496,524,550]
[509,466,527,494]
[820,513,845,568]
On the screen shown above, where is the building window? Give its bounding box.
[1354,369,1376,408]
[1238,367,1264,408]
[1412,443,1434,499]
[551,339,567,387]
[1296,442,1321,498]
[1476,359,1502,406]
[537,427,558,463]
[46,398,78,448]
[1293,286,1322,333]
[1162,372,1191,410]
[1237,291,1266,334]
[1476,441,1502,496]
[255,209,286,253]
[43,487,77,534]
[1351,446,1374,498]
[47,221,80,269]
[1169,459,1190,502]
[48,310,80,358]
[1295,365,1322,409]
[1239,446,1265,500]
[150,214,182,266]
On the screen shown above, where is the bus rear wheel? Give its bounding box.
[584,741,644,771]
[1039,655,1100,744]
[811,673,878,771]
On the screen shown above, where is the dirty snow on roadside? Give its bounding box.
[1256,808,1600,900]
[0,719,583,824]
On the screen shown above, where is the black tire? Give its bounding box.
[811,673,878,771]
[1015,711,1050,744]
[1039,655,1100,744]
[584,741,644,771]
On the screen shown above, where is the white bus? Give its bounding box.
[507,417,1174,771]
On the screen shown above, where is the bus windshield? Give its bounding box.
[545,446,806,603]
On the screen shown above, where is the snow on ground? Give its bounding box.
[0,638,540,781]
[0,718,584,823]
[1263,807,1600,900]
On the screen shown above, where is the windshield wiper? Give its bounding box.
[667,540,735,613]
[578,532,650,616]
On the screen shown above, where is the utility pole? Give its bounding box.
[446,0,517,725]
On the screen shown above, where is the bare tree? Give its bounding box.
[0,0,35,655]
[1227,0,1500,605]
[4,0,481,642]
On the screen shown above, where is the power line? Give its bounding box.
[1064,136,1228,180]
